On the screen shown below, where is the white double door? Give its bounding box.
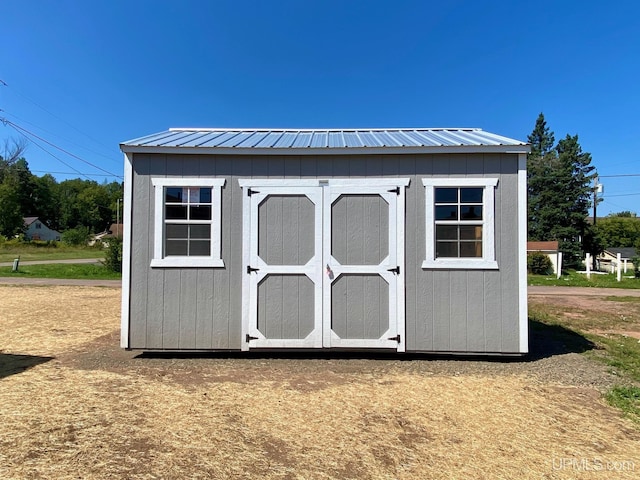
[240,179,408,351]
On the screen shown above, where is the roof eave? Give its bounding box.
[119,144,531,156]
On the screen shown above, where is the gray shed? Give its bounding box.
[120,128,529,355]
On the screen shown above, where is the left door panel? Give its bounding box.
[245,187,323,348]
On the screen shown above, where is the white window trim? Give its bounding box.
[422,178,498,270]
[151,177,225,268]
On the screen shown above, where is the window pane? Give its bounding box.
[166,239,188,256]
[460,205,482,220]
[165,187,183,203]
[166,205,187,219]
[189,240,211,256]
[436,241,458,258]
[190,224,211,239]
[435,205,458,220]
[460,188,483,203]
[190,205,212,220]
[199,188,212,203]
[460,241,482,257]
[166,224,188,239]
[435,188,458,203]
[460,226,482,240]
[436,225,458,240]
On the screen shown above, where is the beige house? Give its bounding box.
[527,241,559,273]
[598,247,637,273]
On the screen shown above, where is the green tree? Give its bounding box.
[0,175,25,236]
[526,115,597,268]
[595,214,640,248]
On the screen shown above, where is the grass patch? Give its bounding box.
[585,334,640,382]
[605,386,640,423]
[0,243,104,263]
[605,296,640,303]
[528,269,640,289]
[530,299,640,423]
[0,263,121,280]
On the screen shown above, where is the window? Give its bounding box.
[151,178,225,267]
[422,178,498,269]
[35,222,42,229]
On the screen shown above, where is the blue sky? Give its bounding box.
[1,0,639,215]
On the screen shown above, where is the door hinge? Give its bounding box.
[246,334,259,342]
[388,334,401,343]
[247,188,260,196]
[387,266,400,275]
[387,186,400,195]
[247,266,260,274]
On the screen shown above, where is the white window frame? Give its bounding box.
[422,178,498,270]
[151,178,225,268]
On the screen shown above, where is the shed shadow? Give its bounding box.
[525,319,596,361]
[134,319,595,363]
[0,353,54,380]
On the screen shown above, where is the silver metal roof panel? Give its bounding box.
[121,128,528,153]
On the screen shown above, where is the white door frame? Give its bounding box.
[239,178,409,351]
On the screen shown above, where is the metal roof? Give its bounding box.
[121,128,528,154]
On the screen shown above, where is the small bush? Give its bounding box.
[528,251,553,275]
[62,226,90,246]
[102,237,122,273]
[632,256,640,279]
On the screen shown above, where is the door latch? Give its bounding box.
[387,266,400,275]
[246,334,259,342]
[388,334,401,343]
[247,266,260,274]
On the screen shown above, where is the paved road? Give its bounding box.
[0,277,121,287]
[528,285,640,297]
[0,258,102,267]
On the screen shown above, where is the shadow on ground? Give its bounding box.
[134,319,595,364]
[0,353,54,380]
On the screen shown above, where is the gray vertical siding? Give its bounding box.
[127,152,523,353]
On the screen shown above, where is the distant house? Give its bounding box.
[598,247,637,273]
[24,217,61,242]
[527,241,559,273]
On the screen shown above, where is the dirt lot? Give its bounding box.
[1,285,640,479]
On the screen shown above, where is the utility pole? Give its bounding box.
[592,177,602,270]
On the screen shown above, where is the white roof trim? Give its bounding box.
[121,144,530,155]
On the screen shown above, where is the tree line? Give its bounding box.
[0,143,123,238]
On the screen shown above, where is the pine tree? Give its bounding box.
[526,115,597,268]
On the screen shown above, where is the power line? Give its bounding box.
[0,79,117,154]
[599,174,640,178]
[1,118,122,178]
[0,109,121,165]
[31,169,121,179]
[5,121,91,181]
[603,193,640,198]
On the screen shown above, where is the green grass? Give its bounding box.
[585,334,640,383]
[0,263,121,280]
[605,386,640,423]
[0,243,105,263]
[529,300,640,423]
[528,269,640,289]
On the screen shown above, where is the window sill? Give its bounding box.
[421,259,499,270]
[151,258,225,268]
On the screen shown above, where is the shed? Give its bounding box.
[120,128,530,355]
